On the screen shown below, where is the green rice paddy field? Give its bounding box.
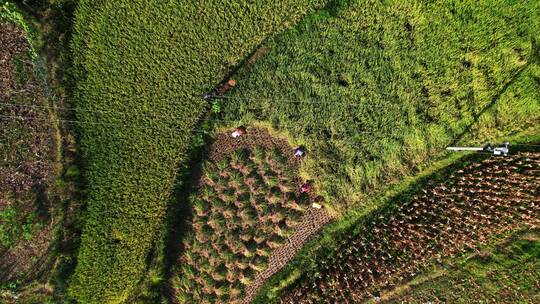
[218,0,540,209]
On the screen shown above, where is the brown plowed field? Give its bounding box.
[280,152,539,303]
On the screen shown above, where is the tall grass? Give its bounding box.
[218,0,540,210]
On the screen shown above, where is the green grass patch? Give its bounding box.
[218,0,540,210]
[0,206,41,249]
[68,1,327,302]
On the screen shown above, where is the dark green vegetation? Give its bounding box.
[385,228,540,304]
[172,147,307,303]
[0,207,40,249]
[69,1,327,302]
[219,0,540,210]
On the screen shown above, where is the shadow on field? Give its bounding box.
[451,39,538,146]
[160,141,212,300]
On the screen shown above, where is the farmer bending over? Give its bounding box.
[300,182,311,194]
[231,126,247,138]
[294,146,306,158]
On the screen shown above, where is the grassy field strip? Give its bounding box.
[376,269,448,302]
